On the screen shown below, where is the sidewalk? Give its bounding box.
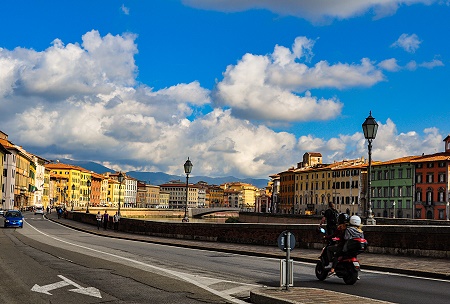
[45,212,450,304]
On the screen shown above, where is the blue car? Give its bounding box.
[3,210,24,228]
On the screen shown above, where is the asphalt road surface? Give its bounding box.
[1,212,449,303]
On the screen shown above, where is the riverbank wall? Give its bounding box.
[68,210,450,258]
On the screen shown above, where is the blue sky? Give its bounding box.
[0,1,449,179]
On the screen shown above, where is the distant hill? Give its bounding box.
[61,159,269,189]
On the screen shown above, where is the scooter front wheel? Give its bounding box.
[315,261,329,281]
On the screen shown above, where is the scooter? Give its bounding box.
[315,227,368,285]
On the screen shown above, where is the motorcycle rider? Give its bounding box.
[324,213,350,274]
[345,215,364,240]
[327,215,364,276]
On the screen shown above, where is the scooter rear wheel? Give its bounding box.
[343,269,359,285]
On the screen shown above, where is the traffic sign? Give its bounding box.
[277,231,296,252]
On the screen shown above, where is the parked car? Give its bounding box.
[3,210,24,228]
[0,209,4,216]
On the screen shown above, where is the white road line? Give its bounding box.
[26,220,251,304]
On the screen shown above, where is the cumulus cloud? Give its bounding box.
[391,33,422,53]
[293,119,443,165]
[0,31,305,178]
[183,0,438,23]
[0,31,445,179]
[213,36,386,122]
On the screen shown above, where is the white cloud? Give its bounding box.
[378,58,400,71]
[0,31,445,180]
[391,33,422,53]
[419,59,444,69]
[294,119,444,164]
[121,4,130,15]
[213,36,385,122]
[183,0,438,23]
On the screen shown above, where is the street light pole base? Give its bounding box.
[366,217,377,225]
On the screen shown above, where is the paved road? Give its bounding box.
[0,213,235,303]
[2,212,450,303]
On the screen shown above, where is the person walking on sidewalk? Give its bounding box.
[102,210,109,230]
[113,212,120,231]
[320,202,339,236]
[96,211,102,230]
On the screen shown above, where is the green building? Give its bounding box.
[370,156,420,219]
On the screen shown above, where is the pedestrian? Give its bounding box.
[113,212,120,230]
[103,210,109,230]
[320,202,339,236]
[46,206,50,214]
[96,211,102,230]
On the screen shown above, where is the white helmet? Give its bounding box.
[349,215,361,226]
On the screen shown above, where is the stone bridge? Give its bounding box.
[188,207,240,218]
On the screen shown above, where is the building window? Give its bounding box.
[427,162,434,168]
[398,169,403,178]
[416,174,422,183]
[438,173,445,183]
[427,174,433,183]
[384,170,389,180]
[426,190,432,204]
[438,191,444,202]
[407,168,412,178]
[398,186,403,197]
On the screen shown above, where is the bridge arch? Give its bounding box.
[189,207,240,218]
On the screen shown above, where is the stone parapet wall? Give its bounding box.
[67,211,450,258]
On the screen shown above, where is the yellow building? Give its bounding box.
[221,182,258,209]
[15,149,33,210]
[46,163,84,209]
[293,158,366,215]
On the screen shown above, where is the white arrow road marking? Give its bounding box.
[31,275,102,298]
[31,279,70,295]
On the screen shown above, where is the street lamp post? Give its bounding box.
[183,157,193,222]
[118,172,124,216]
[362,111,378,225]
[63,186,67,209]
[71,184,76,211]
[86,179,91,213]
[393,201,396,219]
[447,201,449,221]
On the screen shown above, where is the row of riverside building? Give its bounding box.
[0,130,263,212]
[269,136,450,220]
